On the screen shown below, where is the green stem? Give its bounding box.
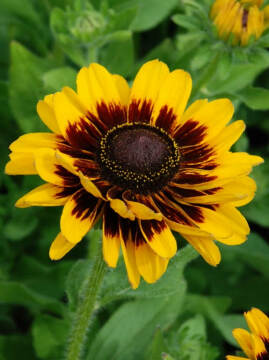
[65,242,106,360]
[191,52,221,100]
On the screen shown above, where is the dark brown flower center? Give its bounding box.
[98,123,180,194]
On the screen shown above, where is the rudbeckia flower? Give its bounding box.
[5,60,263,288]
[227,308,269,360]
[211,0,269,46]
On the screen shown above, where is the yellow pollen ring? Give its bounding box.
[97,122,180,194]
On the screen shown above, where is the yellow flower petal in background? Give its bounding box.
[232,328,254,359]
[227,308,269,359]
[211,0,266,46]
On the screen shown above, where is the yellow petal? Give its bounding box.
[232,328,254,359]
[107,187,135,220]
[113,74,130,106]
[54,87,88,141]
[152,193,211,237]
[135,240,169,284]
[212,120,246,152]
[9,133,61,153]
[5,153,36,175]
[217,204,250,235]
[139,219,177,258]
[184,98,234,142]
[15,183,71,208]
[179,99,208,125]
[165,218,210,236]
[76,63,122,117]
[182,234,221,266]
[110,199,135,221]
[55,150,79,176]
[35,148,64,186]
[186,205,233,239]
[152,69,192,130]
[49,233,76,260]
[120,226,140,289]
[252,333,267,358]
[60,189,102,244]
[128,60,169,122]
[79,172,104,199]
[184,177,256,205]
[102,206,121,268]
[244,308,269,339]
[37,94,61,134]
[123,192,162,221]
[127,201,162,221]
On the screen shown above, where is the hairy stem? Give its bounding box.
[65,242,106,360]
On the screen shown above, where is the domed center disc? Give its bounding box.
[98,123,180,194]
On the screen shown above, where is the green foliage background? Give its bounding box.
[0,0,269,359]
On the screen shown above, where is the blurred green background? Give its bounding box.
[1,0,269,359]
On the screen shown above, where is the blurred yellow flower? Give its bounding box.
[211,0,269,46]
[227,308,269,360]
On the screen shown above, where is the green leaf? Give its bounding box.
[172,14,200,30]
[42,67,77,92]
[237,86,269,110]
[12,255,73,299]
[130,0,178,31]
[3,209,38,241]
[99,31,134,76]
[175,32,205,63]
[207,61,269,95]
[0,335,35,360]
[147,327,168,360]
[0,281,65,315]
[0,0,42,29]
[9,42,56,132]
[87,295,185,360]
[100,245,197,305]
[217,51,232,80]
[229,233,269,279]
[258,33,269,47]
[186,295,236,345]
[170,315,219,360]
[110,5,138,30]
[137,39,178,73]
[32,314,70,359]
[190,44,212,71]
